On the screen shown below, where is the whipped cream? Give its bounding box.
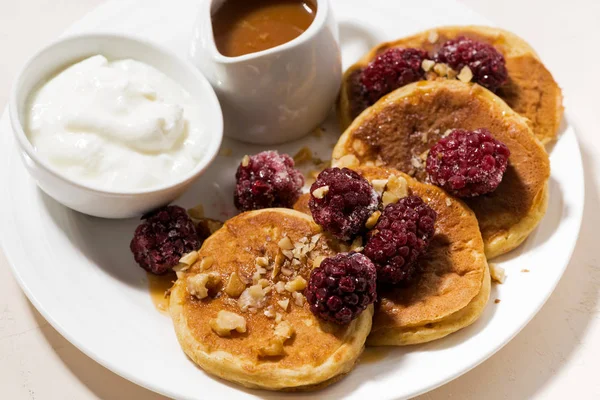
[26,55,207,191]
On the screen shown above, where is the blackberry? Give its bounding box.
[426,128,510,197]
[360,48,429,104]
[364,196,437,285]
[130,206,201,275]
[234,151,304,212]
[305,253,377,325]
[309,167,379,240]
[434,36,508,92]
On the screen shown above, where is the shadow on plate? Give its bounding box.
[30,300,169,400]
[414,139,597,399]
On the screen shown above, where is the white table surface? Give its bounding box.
[1,0,599,399]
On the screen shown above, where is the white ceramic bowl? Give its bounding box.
[190,0,341,145]
[9,34,223,219]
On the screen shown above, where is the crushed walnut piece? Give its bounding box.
[198,256,215,271]
[278,236,294,250]
[457,66,473,83]
[421,59,435,72]
[292,291,305,306]
[433,62,450,77]
[238,284,269,311]
[445,198,452,207]
[210,310,246,337]
[312,185,329,199]
[382,175,409,206]
[285,276,307,292]
[187,272,221,300]
[371,178,388,195]
[225,272,246,298]
[333,154,359,169]
[489,263,506,284]
[179,251,198,266]
[350,236,364,252]
[277,298,290,311]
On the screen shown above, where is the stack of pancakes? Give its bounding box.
[169,26,558,391]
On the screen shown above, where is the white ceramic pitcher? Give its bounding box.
[190,0,341,145]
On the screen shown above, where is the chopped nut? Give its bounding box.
[238,284,268,311]
[420,149,430,161]
[187,272,221,299]
[285,276,307,292]
[411,157,423,169]
[275,312,283,323]
[173,262,190,276]
[264,305,276,318]
[199,256,215,271]
[445,198,452,207]
[303,318,313,326]
[365,211,381,229]
[187,204,204,219]
[350,236,364,252]
[253,257,268,269]
[293,147,313,164]
[179,251,199,266]
[490,263,506,284]
[258,338,284,357]
[421,131,429,144]
[210,310,246,337]
[312,185,329,199]
[278,236,294,250]
[333,154,359,169]
[241,155,250,167]
[421,59,435,72]
[274,281,286,293]
[352,140,367,155]
[442,129,453,138]
[457,66,473,83]
[428,30,439,43]
[277,299,290,311]
[281,267,294,276]
[433,63,450,77]
[292,291,305,306]
[225,272,246,298]
[371,179,389,195]
[274,321,295,339]
[384,175,409,206]
[312,255,326,269]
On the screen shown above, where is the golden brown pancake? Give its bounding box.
[338,25,563,144]
[333,80,550,259]
[169,208,373,390]
[294,166,490,345]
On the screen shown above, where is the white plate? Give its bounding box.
[0,0,584,399]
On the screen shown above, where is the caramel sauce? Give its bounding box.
[147,272,176,315]
[212,0,317,57]
[359,347,389,364]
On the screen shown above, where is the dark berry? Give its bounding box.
[305,253,377,325]
[364,196,437,285]
[309,167,379,240]
[130,206,201,275]
[360,48,429,104]
[434,36,508,92]
[234,151,304,212]
[426,128,510,197]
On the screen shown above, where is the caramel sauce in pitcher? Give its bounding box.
[212,0,317,57]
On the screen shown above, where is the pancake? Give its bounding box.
[333,80,550,259]
[169,208,373,390]
[338,25,563,144]
[294,166,490,345]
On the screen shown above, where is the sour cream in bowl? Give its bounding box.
[9,34,223,218]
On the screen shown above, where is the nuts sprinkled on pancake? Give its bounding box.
[187,272,221,299]
[382,175,409,206]
[490,263,506,284]
[225,272,246,298]
[210,310,247,337]
[309,167,380,240]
